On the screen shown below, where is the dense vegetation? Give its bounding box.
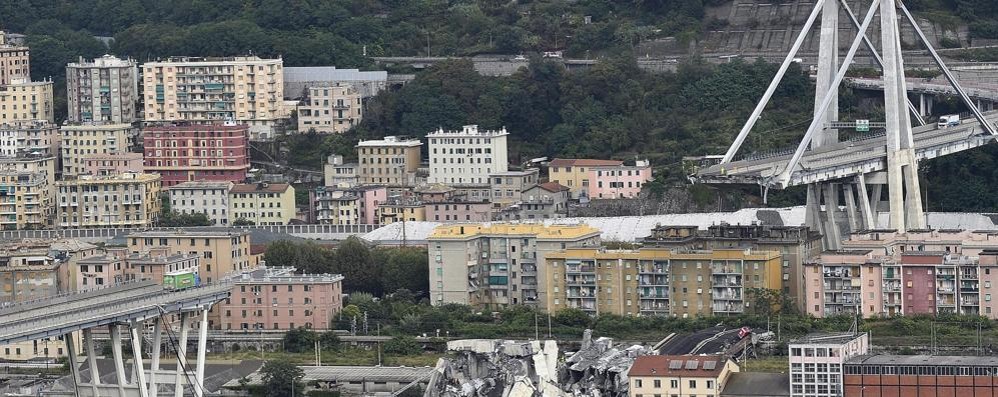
[906,0,998,39]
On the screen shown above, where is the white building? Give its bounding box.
[167,181,233,226]
[427,125,508,187]
[788,332,869,397]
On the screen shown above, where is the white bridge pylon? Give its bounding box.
[715,0,998,247]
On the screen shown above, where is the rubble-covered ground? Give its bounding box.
[424,330,652,397]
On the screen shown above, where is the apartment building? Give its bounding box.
[125,250,200,285]
[141,56,285,139]
[311,185,384,225]
[0,120,59,157]
[844,354,998,397]
[644,224,823,314]
[323,154,358,187]
[548,158,653,199]
[489,169,539,208]
[789,333,869,397]
[0,79,53,123]
[221,267,344,331]
[428,223,602,309]
[66,55,139,123]
[229,182,295,225]
[629,355,739,397]
[424,200,492,222]
[356,136,421,188]
[60,123,136,176]
[82,152,144,176]
[497,182,570,221]
[427,124,508,188]
[0,169,50,229]
[0,36,29,86]
[167,181,233,225]
[142,123,250,187]
[126,230,252,285]
[378,197,425,225]
[297,83,362,133]
[544,248,782,317]
[55,172,162,228]
[76,254,127,290]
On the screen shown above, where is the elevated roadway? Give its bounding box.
[695,110,998,188]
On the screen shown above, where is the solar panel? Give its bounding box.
[685,360,698,370]
[669,360,682,369]
[703,361,717,370]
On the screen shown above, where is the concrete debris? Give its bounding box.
[426,330,651,397]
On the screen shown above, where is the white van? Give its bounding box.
[938,114,960,128]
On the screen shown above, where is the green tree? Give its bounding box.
[330,236,382,295]
[282,327,317,354]
[159,211,212,227]
[263,241,332,274]
[232,218,255,226]
[383,336,421,356]
[256,359,305,397]
[319,331,341,351]
[376,247,429,297]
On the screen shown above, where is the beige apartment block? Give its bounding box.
[0,79,53,123]
[0,169,50,229]
[126,229,252,285]
[297,84,362,133]
[0,35,29,86]
[428,223,602,310]
[55,172,162,229]
[168,181,233,226]
[141,56,285,139]
[0,120,59,157]
[66,55,139,123]
[356,136,421,188]
[229,182,295,225]
[60,123,136,176]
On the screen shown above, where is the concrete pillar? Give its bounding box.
[919,94,927,117]
[83,328,100,396]
[195,308,210,397]
[822,183,843,250]
[109,324,128,396]
[65,333,81,396]
[806,184,827,239]
[174,312,190,397]
[813,0,840,148]
[129,321,149,397]
[903,161,927,229]
[149,318,162,397]
[843,183,859,231]
[856,174,875,229]
[886,151,907,231]
[927,95,934,115]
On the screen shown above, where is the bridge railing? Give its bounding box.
[0,223,382,240]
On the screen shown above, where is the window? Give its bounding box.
[706,380,714,389]
[654,380,661,388]
[670,380,678,388]
[635,379,642,388]
[689,380,696,389]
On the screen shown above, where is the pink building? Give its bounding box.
[220,267,344,330]
[900,252,942,315]
[548,158,652,200]
[82,152,144,176]
[424,201,493,222]
[125,249,199,285]
[76,254,126,291]
[804,250,881,318]
[143,124,250,187]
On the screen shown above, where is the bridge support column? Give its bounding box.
[149,318,162,397]
[174,312,190,397]
[66,332,81,397]
[856,174,875,229]
[129,321,150,397]
[822,184,843,250]
[805,184,827,243]
[83,328,100,396]
[194,307,210,397]
[109,324,128,396]
[843,183,859,231]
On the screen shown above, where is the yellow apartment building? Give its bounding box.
[0,79,53,123]
[356,136,421,188]
[297,83,363,133]
[59,123,136,176]
[228,182,295,225]
[378,199,425,225]
[55,172,161,228]
[544,248,782,317]
[126,230,252,284]
[0,169,50,229]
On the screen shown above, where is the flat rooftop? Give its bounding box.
[224,365,434,387]
[791,332,864,345]
[847,354,998,367]
[721,372,790,397]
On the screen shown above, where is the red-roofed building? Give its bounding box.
[497,182,570,221]
[143,124,250,187]
[628,355,738,397]
[548,158,652,200]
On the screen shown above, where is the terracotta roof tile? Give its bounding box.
[549,158,624,167]
[536,182,569,193]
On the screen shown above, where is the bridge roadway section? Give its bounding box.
[696,110,998,187]
[0,223,379,243]
[846,76,998,103]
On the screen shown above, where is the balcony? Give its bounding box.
[566,277,596,286]
[566,265,595,274]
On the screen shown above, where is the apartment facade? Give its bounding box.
[501,182,570,221]
[221,267,343,331]
[66,55,139,123]
[378,198,425,225]
[489,169,539,208]
[167,181,233,226]
[229,182,295,225]
[644,224,824,314]
[424,201,492,222]
[844,354,998,397]
[82,152,144,176]
[297,84,362,133]
[126,230,252,284]
[544,248,782,317]
[0,169,50,229]
[125,251,200,286]
[60,123,136,176]
[143,123,250,187]
[789,333,869,397]
[76,254,126,291]
[55,172,162,228]
[323,154,358,187]
[141,56,285,138]
[549,158,653,199]
[427,125,508,187]
[0,38,29,86]
[428,223,602,309]
[356,136,421,188]
[0,120,59,157]
[0,79,53,123]
[629,355,739,397]
[311,185,384,225]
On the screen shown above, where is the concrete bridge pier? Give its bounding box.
[919,93,934,117]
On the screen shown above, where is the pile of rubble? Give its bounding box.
[424,330,651,397]
[559,330,652,397]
